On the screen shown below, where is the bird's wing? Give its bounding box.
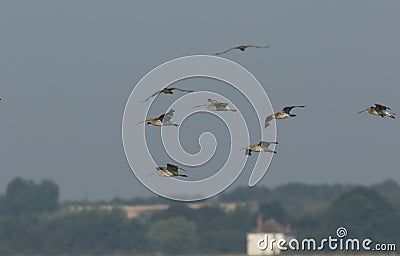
[215,102,229,107]
[161,109,175,122]
[282,106,295,113]
[259,141,272,148]
[214,105,228,111]
[207,98,219,104]
[375,104,390,111]
[245,45,271,49]
[215,46,239,55]
[166,163,179,174]
[169,88,195,93]
[282,105,305,114]
[264,148,276,154]
[157,114,166,121]
[264,114,274,128]
[141,90,161,102]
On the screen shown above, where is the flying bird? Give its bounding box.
[241,141,278,156]
[358,103,395,119]
[265,106,306,128]
[215,45,270,55]
[193,99,237,112]
[146,163,188,177]
[137,109,179,126]
[141,87,194,102]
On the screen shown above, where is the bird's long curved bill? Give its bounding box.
[193,105,205,109]
[146,172,156,177]
[357,109,367,114]
[136,120,146,125]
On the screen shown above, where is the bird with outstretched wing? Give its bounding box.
[265,105,305,128]
[215,45,270,55]
[141,87,194,102]
[136,109,178,126]
[146,163,188,177]
[195,98,236,111]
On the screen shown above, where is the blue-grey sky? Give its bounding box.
[1,1,399,200]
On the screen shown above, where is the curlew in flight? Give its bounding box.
[215,45,270,55]
[358,104,395,119]
[193,99,237,112]
[137,109,179,127]
[265,106,306,128]
[146,163,188,177]
[241,141,278,156]
[141,87,194,102]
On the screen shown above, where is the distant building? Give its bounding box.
[247,214,295,255]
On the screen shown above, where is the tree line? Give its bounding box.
[0,177,398,255]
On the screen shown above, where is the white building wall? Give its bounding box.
[247,233,285,255]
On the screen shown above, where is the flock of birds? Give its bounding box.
[137,44,396,178]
